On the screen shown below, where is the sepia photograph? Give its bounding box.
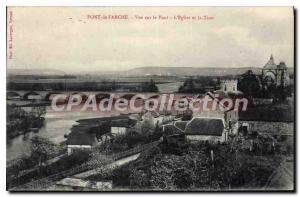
[6,6,295,192]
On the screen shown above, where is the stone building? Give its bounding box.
[110,118,137,136]
[238,105,294,137]
[262,54,289,88]
[66,132,98,155]
[161,118,228,144]
[192,92,239,136]
[220,79,238,92]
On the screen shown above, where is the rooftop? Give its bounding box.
[185,118,224,136]
[239,104,294,122]
[66,132,97,146]
[174,121,189,131]
[110,118,137,128]
[263,54,277,70]
[263,55,287,70]
[142,110,161,118]
[163,124,184,135]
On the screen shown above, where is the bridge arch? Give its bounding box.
[67,92,88,102]
[147,94,160,99]
[7,91,21,100]
[44,92,63,101]
[23,91,42,100]
[120,93,137,100]
[95,93,111,102]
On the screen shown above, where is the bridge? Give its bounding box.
[10,139,162,191]
[6,90,176,101]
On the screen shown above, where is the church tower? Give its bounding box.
[262,54,288,88]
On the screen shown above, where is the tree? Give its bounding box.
[31,106,46,118]
[238,70,261,97]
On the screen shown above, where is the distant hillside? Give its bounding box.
[7,69,66,76]
[8,66,294,77]
[124,67,263,76]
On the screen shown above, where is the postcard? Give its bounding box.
[6,7,294,191]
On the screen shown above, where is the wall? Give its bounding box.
[186,133,226,143]
[252,98,273,106]
[238,121,294,135]
[220,80,237,92]
[111,127,127,135]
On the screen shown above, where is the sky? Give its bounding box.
[7,7,294,73]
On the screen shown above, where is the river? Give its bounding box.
[6,105,120,162]
[7,82,183,162]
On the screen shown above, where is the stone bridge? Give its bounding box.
[6,91,165,101]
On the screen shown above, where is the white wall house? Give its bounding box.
[66,132,98,155]
[111,127,127,135]
[220,79,238,92]
[109,118,137,136]
[192,92,239,136]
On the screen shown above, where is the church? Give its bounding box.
[262,54,289,89]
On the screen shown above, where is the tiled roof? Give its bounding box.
[174,121,189,131]
[163,124,184,135]
[110,119,136,128]
[66,132,97,146]
[263,55,277,70]
[185,118,224,136]
[239,105,293,122]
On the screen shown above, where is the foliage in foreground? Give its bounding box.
[108,141,282,190]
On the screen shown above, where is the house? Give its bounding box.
[110,118,137,136]
[238,105,294,137]
[141,110,174,126]
[66,132,98,155]
[192,91,239,135]
[162,123,185,136]
[160,117,228,145]
[161,123,186,151]
[141,110,164,125]
[184,117,228,143]
[220,79,238,92]
[174,121,189,131]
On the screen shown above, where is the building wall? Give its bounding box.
[193,110,224,119]
[238,121,294,135]
[226,109,238,122]
[263,68,288,88]
[220,80,238,92]
[252,98,273,106]
[154,116,164,125]
[186,132,227,143]
[111,127,127,135]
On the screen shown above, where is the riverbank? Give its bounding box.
[7,105,45,139]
